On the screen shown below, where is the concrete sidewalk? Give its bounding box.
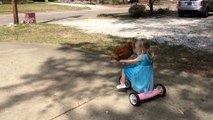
[0,43,212,120]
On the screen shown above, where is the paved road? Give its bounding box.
[0,43,212,120]
[0,7,128,25]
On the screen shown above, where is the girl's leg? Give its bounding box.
[116,68,128,89]
[120,68,126,85]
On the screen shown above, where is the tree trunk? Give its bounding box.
[149,1,153,12]
[149,0,155,12]
[12,0,19,24]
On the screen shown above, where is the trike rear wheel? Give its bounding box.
[155,84,166,97]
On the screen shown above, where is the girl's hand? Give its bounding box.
[120,59,125,63]
[120,60,126,65]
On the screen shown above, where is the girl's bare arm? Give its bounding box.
[120,58,140,64]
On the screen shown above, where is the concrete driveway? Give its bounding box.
[0,43,212,120]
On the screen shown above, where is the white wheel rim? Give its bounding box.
[156,86,164,95]
[130,94,137,105]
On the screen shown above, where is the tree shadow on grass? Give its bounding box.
[59,35,132,55]
[58,34,213,78]
[151,39,213,78]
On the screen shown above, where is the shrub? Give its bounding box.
[128,5,146,18]
[112,0,120,4]
[157,8,170,14]
[99,0,110,4]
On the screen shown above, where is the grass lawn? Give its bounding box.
[0,2,88,14]
[0,24,212,77]
[97,13,129,19]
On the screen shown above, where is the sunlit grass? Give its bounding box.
[0,2,88,14]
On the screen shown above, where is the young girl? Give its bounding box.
[117,39,154,93]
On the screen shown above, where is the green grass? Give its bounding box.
[0,24,115,45]
[97,12,129,18]
[0,2,88,14]
[0,23,212,77]
[97,13,129,19]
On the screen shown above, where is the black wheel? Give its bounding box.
[178,11,184,17]
[155,84,166,97]
[202,8,209,17]
[129,92,140,106]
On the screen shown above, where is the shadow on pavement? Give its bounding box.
[0,43,212,119]
[41,15,82,23]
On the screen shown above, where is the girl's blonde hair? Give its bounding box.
[136,39,152,56]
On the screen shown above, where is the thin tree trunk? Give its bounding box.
[149,1,153,12]
[149,0,155,13]
[12,0,19,24]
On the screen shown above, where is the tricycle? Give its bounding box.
[117,77,166,106]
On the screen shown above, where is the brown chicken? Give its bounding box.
[111,41,135,61]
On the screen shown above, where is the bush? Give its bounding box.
[112,0,120,4]
[128,5,146,18]
[99,0,110,4]
[157,8,170,14]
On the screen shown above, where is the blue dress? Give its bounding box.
[124,54,154,93]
